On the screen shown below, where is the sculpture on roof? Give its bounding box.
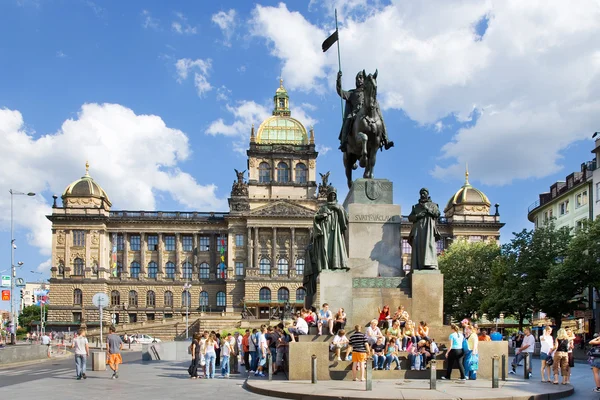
[318,171,332,198]
[231,169,248,197]
[408,188,441,271]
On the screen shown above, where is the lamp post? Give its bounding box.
[9,189,35,344]
[31,271,46,335]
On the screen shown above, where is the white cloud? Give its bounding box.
[212,9,236,47]
[142,10,159,30]
[56,51,66,58]
[172,12,197,35]
[237,65,246,73]
[434,121,443,132]
[175,58,213,96]
[216,85,232,102]
[0,104,226,257]
[37,259,51,273]
[316,144,332,155]
[250,1,600,185]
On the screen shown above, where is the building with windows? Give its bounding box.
[46,81,504,334]
[592,137,600,219]
[527,159,595,230]
[20,282,50,310]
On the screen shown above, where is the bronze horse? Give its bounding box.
[343,69,382,188]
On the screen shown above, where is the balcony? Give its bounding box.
[109,211,228,221]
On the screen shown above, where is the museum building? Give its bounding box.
[46,81,504,331]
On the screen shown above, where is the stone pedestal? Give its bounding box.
[411,270,443,326]
[91,351,106,371]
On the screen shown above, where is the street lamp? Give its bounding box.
[9,189,35,344]
[31,271,46,335]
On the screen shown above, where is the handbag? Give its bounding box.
[545,353,554,366]
[200,354,206,367]
[469,353,479,371]
[587,346,600,358]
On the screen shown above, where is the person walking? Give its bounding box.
[204,333,218,379]
[106,326,123,379]
[509,327,535,377]
[71,328,89,380]
[442,324,465,381]
[349,324,371,382]
[540,326,554,383]
[552,328,570,385]
[464,324,479,380]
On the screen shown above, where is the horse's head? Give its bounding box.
[364,69,378,111]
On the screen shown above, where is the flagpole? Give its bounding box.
[335,9,343,122]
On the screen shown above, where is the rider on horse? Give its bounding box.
[337,70,393,153]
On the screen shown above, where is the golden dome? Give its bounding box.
[444,166,490,215]
[62,162,111,206]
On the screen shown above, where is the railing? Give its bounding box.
[109,211,228,220]
[528,200,540,213]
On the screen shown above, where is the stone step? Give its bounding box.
[298,334,335,343]
[329,368,462,380]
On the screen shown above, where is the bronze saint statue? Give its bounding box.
[408,188,441,270]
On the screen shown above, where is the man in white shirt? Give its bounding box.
[509,327,535,377]
[288,311,309,341]
[318,303,334,336]
[71,328,89,380]
[255,326,268,377]
[41,333,51,357]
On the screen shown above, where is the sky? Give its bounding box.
[1,0,599,310]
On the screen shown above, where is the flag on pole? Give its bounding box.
[322,29,338,52]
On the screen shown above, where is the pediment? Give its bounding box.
[249,201,315,218]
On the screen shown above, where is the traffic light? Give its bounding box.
[20,290,24,300]
[31,295,35,303]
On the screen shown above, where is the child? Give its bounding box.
[330,329,350,361]
[384,337,401,370]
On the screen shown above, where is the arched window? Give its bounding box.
[276,162,289,183]
[165,262,175,279]
[146,290,156,307]
[182,261,192,279]
[278,258,288,275]
[216,291,226,307]
[147,261,158,279]
[199,291,209,306]
[296,287,306,303]
[259,162,271,183]
[295,163,307,183]
[129,290,138,307]
[259,258,270,275]
[164,290,173,307]
[199,262,210,279]
[182,290,191,307]
[111,290,120,306]
[259,287,271,302]
[295,258,305,276]
[73,289,82,305]
[73,258,84,276]
[130,261,140,278]
[277,287,289,303]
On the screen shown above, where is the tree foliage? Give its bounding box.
[18,305,47,331]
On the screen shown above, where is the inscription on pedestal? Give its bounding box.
[353,214,401,223]
[352,277,408,289]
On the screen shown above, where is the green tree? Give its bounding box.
[18,305,47,331]
[439,239,501,321]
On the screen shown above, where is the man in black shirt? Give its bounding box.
[349,325,370,381]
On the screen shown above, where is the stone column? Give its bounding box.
[175,233,181,277]
[140,233,146,274]
[193,234,198,280]
[84,230,91,277]
[65,230,71,274]
[290,227,295,277]
[247,227,253,270]
[123,233,129,277]
[253,228,259,270]
[157,233,163,274]
[98,231,106,276]
[272,227,277,277]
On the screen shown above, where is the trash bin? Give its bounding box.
[92,351,106,371]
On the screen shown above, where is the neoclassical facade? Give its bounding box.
[46,82,504,331]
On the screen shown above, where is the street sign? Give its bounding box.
[1,275,9,288]
[15,278,25,287]
[1,290,10,301]
[92,292,109,308]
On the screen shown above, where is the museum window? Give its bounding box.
[576,190,588,208]
[259,162,271,183]
[146,313,155,321]
[111,290,120,306]
[73,289,82,305]
[165,262,176,279]
[130,261,140,278]
[295,258,305,276]
[147,235,158,251]
[259,287,271,302]
[182,236,193,252]
[73,258,84,276]
[217,263,227,279]
[401,239,412,255]
[182,290,191,308]
[164,291,173,307]
[147,262,158,279]
[436,240,445,254]
[199,291,209,307]
[199,236,210,251]
[73,230,85,247]
[259,258,270,275]
[296,288,306,303]
[216,291,226,307]
[277,287,289,303]
[278,258,289,275]
[130,235,141,251]
[129,313,137,323]
[73,312,82,323]
[559,200,569,216]
[276,162,290,183]
[182,261,192,279]
[116,261,123,278]
[199,262,210,279]
[165,235,176,251]
[146,290,156,307]
[217,236,227,252]
[117,234,124,251]
[235,234,244,247]
[129,290,138,307]
[295,163,307,183]
[235,262,244,276]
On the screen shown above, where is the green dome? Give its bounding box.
[256,115,308,145]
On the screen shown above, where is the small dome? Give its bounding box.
[256,116,308,145]
[62,162,111,207]
[444,168,490,215]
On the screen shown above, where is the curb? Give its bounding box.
[0,350,73,370]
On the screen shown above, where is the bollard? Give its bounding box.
[365,357,373,391]
[311,354,317,384]
[492,355,499,388]
[429,359,437,390]
[268,353,273,381]
[523,352,530,380]
[501,354,506,381]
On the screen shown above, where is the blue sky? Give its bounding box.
[1,0,599,311]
